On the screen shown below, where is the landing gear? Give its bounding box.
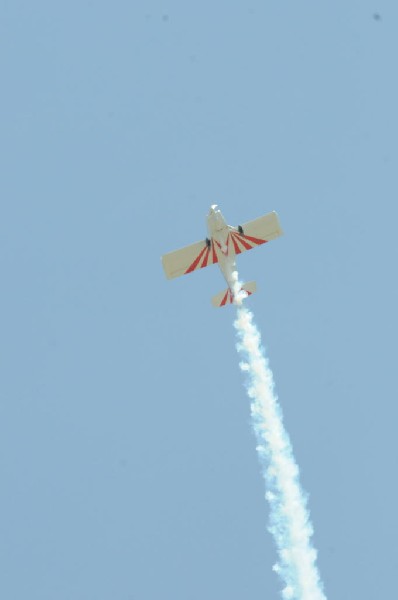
[238,225,244,234]
[206,237,211,248]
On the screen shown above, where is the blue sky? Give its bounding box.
[1,2,397,599]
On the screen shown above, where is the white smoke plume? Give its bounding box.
[229,268,327,600]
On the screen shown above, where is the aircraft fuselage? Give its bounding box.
[206,205,237,288]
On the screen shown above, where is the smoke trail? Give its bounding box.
[229,269,326,600]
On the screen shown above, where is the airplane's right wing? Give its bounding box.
[229,211,283,255]
[162,239,218,280]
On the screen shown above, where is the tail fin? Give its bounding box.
[211,281,257,308]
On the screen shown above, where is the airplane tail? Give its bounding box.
[211,281,257,308]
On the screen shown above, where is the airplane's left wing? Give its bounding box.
[162,239,218,280]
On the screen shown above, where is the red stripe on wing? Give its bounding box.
[234,234,253,251]
[201,247,210,268]
[231,233,243,254]
[184,242,219,274]
[242,233,268,245]
[184,245,209,274]
[238,237,253,250]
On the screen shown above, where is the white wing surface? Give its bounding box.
[229,211,283,255]
[162,239,218,280]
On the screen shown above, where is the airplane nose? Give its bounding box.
[210,204,218,212]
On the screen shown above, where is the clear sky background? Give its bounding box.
[1,2,397,599]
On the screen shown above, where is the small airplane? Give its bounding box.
[161,205,283,307]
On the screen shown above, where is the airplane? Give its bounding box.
[161,205,283,307]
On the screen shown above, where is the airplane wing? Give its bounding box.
[229,211,283,254]
[162,239,219,280]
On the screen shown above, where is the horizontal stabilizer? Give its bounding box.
[211,281,257,308]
